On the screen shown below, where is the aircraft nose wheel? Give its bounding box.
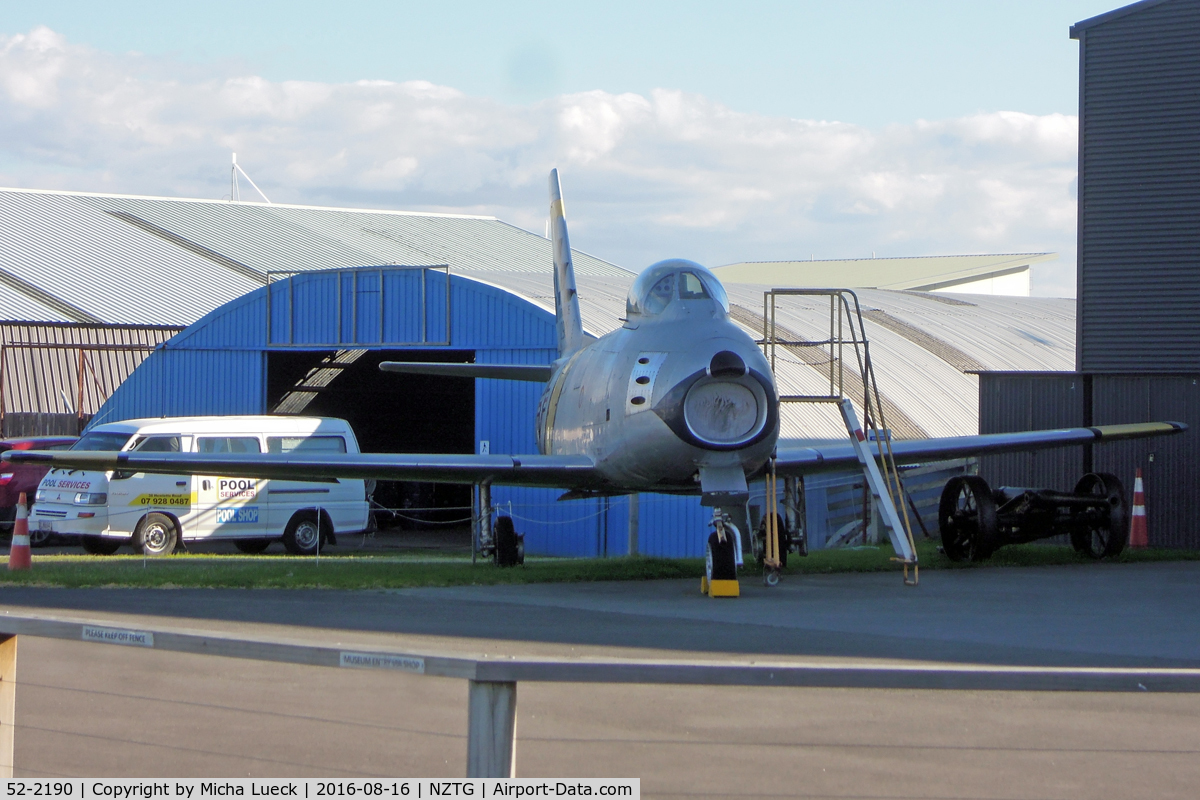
[702,514,741,598]
[764,569,780,587]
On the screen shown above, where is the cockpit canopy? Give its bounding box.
[625,259,730,319]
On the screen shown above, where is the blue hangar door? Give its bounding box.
[265,267,475,531]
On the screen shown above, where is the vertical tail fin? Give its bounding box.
[550,168,584,358]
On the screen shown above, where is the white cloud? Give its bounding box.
[0,27,1079,296]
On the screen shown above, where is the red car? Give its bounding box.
[1,436,78,545]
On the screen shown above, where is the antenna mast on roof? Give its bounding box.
[229,152,272,204]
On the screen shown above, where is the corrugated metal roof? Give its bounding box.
[0,188,628,327]
[0,186,1074,441]
[726,284,1075,439]
[712,253,1057,292]
[0,283,71,323]
[464,271,1074,439]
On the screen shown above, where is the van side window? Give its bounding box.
[197,437,262,454]
[135,436,181,452]
[267,436,347,454]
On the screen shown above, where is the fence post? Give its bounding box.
[0,635,16,778]
[466,680,516,778]
[479,483,492,562]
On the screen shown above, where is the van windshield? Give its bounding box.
[71,432,134,451]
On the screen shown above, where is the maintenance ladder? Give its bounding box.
[760,289,919,584]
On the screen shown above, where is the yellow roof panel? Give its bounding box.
[713,253,1057,291]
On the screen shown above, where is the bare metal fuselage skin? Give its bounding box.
[534,260,779,494]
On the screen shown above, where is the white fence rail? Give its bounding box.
[2,611,1198,779]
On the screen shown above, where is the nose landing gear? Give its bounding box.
[702,510,742,598]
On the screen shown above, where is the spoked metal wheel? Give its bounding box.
[938,475,999,562]
[1070,472,1128,559]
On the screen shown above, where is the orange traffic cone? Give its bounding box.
[1128,468,1148,549]
[7,492,31,570]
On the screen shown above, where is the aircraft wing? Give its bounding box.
[4,450,599,489]
[6,422,1185,493]
[774,422,1187,475]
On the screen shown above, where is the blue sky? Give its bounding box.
[0,1,1133,295]
[3,0,1116,125]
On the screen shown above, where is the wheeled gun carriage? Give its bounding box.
[937,472,1129,562]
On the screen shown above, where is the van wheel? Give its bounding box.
[134,513,178,557]
[234,538,272,554]
[81,535,122,555]
[283,514,323,556]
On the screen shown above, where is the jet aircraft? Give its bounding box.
[7,170,1186,572]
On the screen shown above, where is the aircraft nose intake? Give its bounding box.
[685,381,760,443]
[708,350,747,378]
[653,353,776,452]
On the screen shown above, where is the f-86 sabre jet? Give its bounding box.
[7,170,1186,575]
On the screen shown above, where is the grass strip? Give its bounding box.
[0,540,1196,590]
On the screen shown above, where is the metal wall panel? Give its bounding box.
[173,293,267,351]
[979,370,1200,548]
[489,490,635,559]
[636,494,709,559]
[1091,374,1200,548]
[380,271,422,343]
[292,272,341,345]
[0,322,181,434]
[1076,0,1200,371]
[2,413,86,436]
[978,373,1087,489]
[90,349,264,427]
[424,269,449,343]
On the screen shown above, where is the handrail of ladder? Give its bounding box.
[760,289,919,580]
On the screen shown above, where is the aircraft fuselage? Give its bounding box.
[535,259,779,494]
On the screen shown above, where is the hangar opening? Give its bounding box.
[266,349,476,527]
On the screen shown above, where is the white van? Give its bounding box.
[31,416,370,556]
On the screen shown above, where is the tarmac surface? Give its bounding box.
[2,560,1199,797]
